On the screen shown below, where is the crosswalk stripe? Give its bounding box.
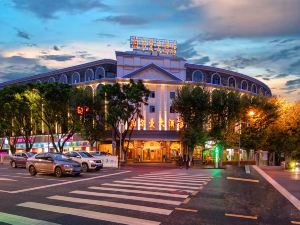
[139,174,212,179]
[102,183,195,193]
[0,211,60,225]
[48,195,173,215]
[0,177,16,181]
[88,186,189,198]
[135,176,211,182]
[115,181,201,190]
[71,190,182,205]
[18,202,161,225]
[125,178,208,185]
[0,174,68,181]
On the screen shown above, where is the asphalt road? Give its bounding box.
[0,164,299,225]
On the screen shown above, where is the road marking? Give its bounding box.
[115,181,201,190]
[291,221,300,224]
[225,213,257,219]
[18,202,161,225]
[192,190,200,196]
[183,197,191,204]
[0,177,16,181]
[175,208,198,212]
[253,165,300,211]
[226,177,259,183]
[0,190,11,193]
[0,174,68,181]
[139,174,212,179]
[8,171,130,194]
[132,176,211,182]
[0,212,60,225]
[89,186,189,198]
[245,165,251,174]
[48,195,173,215]
[124,178,207,186]
[102,183,194,193]
[71,190,182,205]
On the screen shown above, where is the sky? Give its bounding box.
[0,0,300,101]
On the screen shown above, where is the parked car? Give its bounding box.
[10,152,36,168]
[65,151,103,172]
[26,153,81,177]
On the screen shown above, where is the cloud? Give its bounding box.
[179,0,300,38]
[53,45,60,51]
[192,56,210,64]
[99,15,149,25]
[16,30,30,39]
[222,56,259,69]
[97,33,116,38]
[40,54,75,61]
[268,45,300,61]
[177,40,199,59]
[286,78,300,89]
[12,0,108,19]
[274,73,290,78]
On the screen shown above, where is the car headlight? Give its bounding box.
[64,164,73,168]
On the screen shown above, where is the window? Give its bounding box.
[241,80,248,90]
[35,154,45,159]
[228,77,236,88]
[212,73,221,85]
[252,84,257,94]
[149,91,155,98]
[192,70,204,82]
[59,74,68,84]
[170,92,176,99]
[95,67,105,79]
[170,106,175,113]
[85,69,94,82]
[72,72,80,84]
[149,105,155,113]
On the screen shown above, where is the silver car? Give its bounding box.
[26,153,81,177]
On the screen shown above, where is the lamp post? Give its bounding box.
[118,122,124,169]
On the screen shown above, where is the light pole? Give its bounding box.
[118,123,124,169]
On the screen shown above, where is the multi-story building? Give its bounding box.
[0,39,271,163]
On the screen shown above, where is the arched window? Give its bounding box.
[95,67,105,79]
[59,74,68,84]
[259,87,264,96]
[228,77,236,88]
[241,80,248,90]
[252,84,257,94]
[72,72,80,84]
[36,80,42,84]
[85,69,94,82]
[211,73,221,85]
[48,77,55,83]
[192,70,204,82]
[96,84,103,94]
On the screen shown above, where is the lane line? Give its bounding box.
[88,186,189,198]
[114,181,201,190]
[291,221,300,224]
[8,171,130,194]
[132,176,211,182]
[18,202,161,225]
[0,174,68,181]
[102,183,194,193]
[124,178,207,186]
[71,190,182,205]
[253,165,300,211]
[175,208,198,212]
[0,190,11,193]
[225,213,257,220]
[226,177,259,183]
[48,195,172,215]
[0,177,16,181]
[0,211,60,225]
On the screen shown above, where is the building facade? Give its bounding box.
[0,49,271,163]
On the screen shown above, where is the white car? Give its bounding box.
[65,151,103,172]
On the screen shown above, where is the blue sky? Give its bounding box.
[0,0,300,101]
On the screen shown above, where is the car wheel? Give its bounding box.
[29,166,37,176]
[95,167,100,171]
[54,167,63,178]
[11,161,17,168]
[81,163,89,172]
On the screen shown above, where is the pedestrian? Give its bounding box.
[186,154,190,170]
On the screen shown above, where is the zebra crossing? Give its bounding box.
[12,171,213,225]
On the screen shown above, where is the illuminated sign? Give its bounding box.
[130,36,177,55]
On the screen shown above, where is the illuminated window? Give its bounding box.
[149,91,155,98]
[149,118,155,129]
[149,105,155,113]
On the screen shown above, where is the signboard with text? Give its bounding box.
[130,36,177,55]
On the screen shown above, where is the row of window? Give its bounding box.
[192,70,266,95]
[36,67,107,85]
[149,91,176,99]
[149,105,175,113]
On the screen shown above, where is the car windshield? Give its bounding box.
[78,152,93,158]
[53,154,71,161]
[27,152,35,157]
[91,152,101,156]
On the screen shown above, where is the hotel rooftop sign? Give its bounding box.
[130,36,177,56]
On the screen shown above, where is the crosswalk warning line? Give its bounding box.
[18,202,161,225]
[0,212,60,225]
[225,213,258,219]
[134,176,211,182]
[48,195,173,215]
[102,183,195,193]
[226,177,259,183]
[115,180,201,190]
[175,208,198,213]
[70,190,182,205]
[126,178,208,185]
[89,186,189,198]
[140,174,213,179]
[291,221,300,224]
